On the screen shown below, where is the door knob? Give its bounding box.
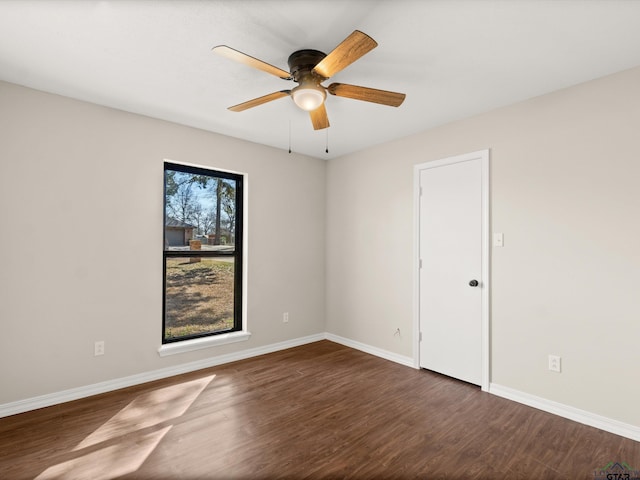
[469,279,479,287]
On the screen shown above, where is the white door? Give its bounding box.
[417,151,488,387]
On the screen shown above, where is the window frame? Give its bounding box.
[162,161,244,345]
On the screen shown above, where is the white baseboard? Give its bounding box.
[1,332,412,419]
[4,336,637,444]
[324,333,415,368]
[489,383,640,442]
[0,333,325,419]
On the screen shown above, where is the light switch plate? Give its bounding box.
[493,233,504,247]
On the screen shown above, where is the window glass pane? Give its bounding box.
[165,170,237,251]
[164,256,236,340]
[163,162,243,344]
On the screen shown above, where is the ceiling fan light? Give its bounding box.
[292,85,326,111]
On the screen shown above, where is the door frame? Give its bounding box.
[412,149,490,391]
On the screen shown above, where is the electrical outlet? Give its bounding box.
[548,354,561,372]
[94,340,105,356]
[283,312,289,323]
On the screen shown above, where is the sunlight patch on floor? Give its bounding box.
[35,426,171,480]
[33,374,215,480]
[75,374,215,450]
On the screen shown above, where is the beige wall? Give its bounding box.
[326,66,640,426]
[2,64,639,429]
[0,81,326,404]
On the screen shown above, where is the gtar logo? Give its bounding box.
[593,462,640,480]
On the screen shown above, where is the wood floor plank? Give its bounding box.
[0,341,638,479]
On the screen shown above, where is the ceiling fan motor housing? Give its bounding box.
[287,49,327,82]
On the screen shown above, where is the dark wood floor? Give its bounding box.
[1,341,638,479]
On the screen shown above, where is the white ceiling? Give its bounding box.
[1,1,640,159]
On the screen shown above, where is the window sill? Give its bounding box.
[158,331,251,357]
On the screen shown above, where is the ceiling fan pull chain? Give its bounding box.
[289,120,292,154]
[325,129,329,154]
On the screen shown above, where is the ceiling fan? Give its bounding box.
[212,30,406,130]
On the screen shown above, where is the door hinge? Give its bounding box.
[419,186,423,196]
[419,258,423,269]
[419,332,422,342]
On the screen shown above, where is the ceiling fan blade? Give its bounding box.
[312,30,377,79]
[228,90,291,112]
[327,83,406,107]
[309,103,330,130]
[213,45,292,80]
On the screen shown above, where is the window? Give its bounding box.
[163,162,243,344]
